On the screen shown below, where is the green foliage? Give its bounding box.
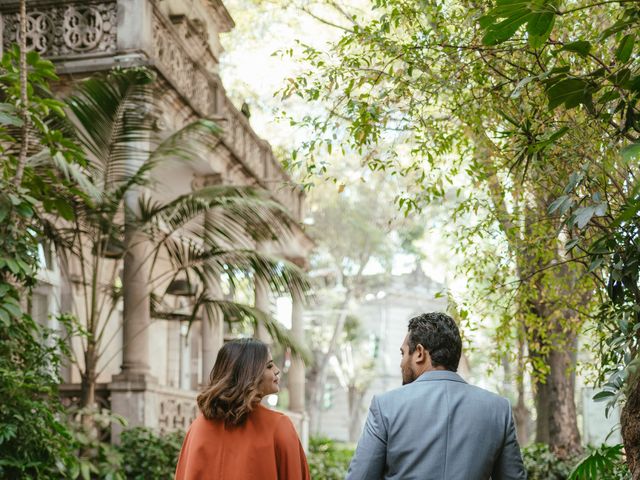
[569,444,630,480]
[0,311,78,478]
[307,437,354,480]
[522,443,573,479]
[65,407,127,480]
[480,0,559,48]
[0,46,82,479]
[118,427,184,479]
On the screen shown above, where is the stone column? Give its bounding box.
[119,229,152,376]
[289,287,305,413]
[200,173,225,384]
[110,154,158,442]
[201,281,224,385]
[289,285,308,450]
[110,227,158,442]
[254,273,272,346]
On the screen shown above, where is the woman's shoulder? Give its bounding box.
[254,405,296,430]
[254,406,299,438]
[254,404,287,421]
[187,413,216,431]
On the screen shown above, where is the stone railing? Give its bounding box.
[218,94,305,221]
[150,7,217,117]
[59,382,111,410]
[1,1,117,59]
[155,385,198,433]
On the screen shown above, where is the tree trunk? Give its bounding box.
[514,333,530,445]
[534,376,551,444]
[80,343,98,409]
[15,0,29,186]
[622,374,640,479]
[533,333,581,458]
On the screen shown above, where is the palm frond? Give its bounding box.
[143,186,295,248]
[148,118,222,166]
[199,297,310,362]
[65,69,155,192]
[154,235,308,301]
[28,149,102,203]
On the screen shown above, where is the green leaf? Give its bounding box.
[561,41,592,57]
[588,256,604,272]
[615,34,635,63]
[592,390,615,402]
[527,12,555,48]
[565,238,579,250]
[2,302,22,318]
[574,206,597,229]
[481,9,531,46]
[5,258,20,274]
[53,198,75,221]
[621,142,640,162]
[0,103,23,127]
[0,308,9,326]
[548,195,570,214]
[546,78,591,110]
[510,75,536,99]
[0,201,10,223]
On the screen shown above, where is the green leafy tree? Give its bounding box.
[478,1,640,474]
[279,0,616,456]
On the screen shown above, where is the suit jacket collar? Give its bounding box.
[414,370,467,383]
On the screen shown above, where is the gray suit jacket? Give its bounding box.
[346,371,526,480]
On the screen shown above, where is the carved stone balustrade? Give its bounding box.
[1,1,117,59]
[217,94,305,221]
[155,385,198,433]
[150,6,218,117]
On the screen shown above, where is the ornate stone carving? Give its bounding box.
[2,2,116,57]
[157,396,197,432]
[152,12,215,117]
[63,6,105,52]
[25,12,54,54]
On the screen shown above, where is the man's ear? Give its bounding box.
[414,344,427,365]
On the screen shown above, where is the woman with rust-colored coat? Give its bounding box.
[174,339,310,480]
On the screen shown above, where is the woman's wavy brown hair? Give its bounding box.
[197,338,269,426]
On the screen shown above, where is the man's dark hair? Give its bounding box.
[407,312,462,371]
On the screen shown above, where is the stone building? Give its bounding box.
[0,0,312,443]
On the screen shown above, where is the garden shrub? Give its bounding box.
[568,444,630,480]
[0,313,78,478]
[307,436,355,480]
[522,443,574,480]
[117,427,185,479]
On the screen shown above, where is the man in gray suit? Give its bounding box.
[346,312,526,480]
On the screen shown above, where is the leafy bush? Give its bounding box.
[0,313,79,478]
[522,443,574,480]
[307,437,355,480]
[65,407,127,480]
[117,427,184,479]
[523,442,630,480]
[569,444,630,480]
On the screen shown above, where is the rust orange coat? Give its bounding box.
[174,405,310,480]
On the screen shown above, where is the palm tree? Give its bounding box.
[41,68,308,408]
